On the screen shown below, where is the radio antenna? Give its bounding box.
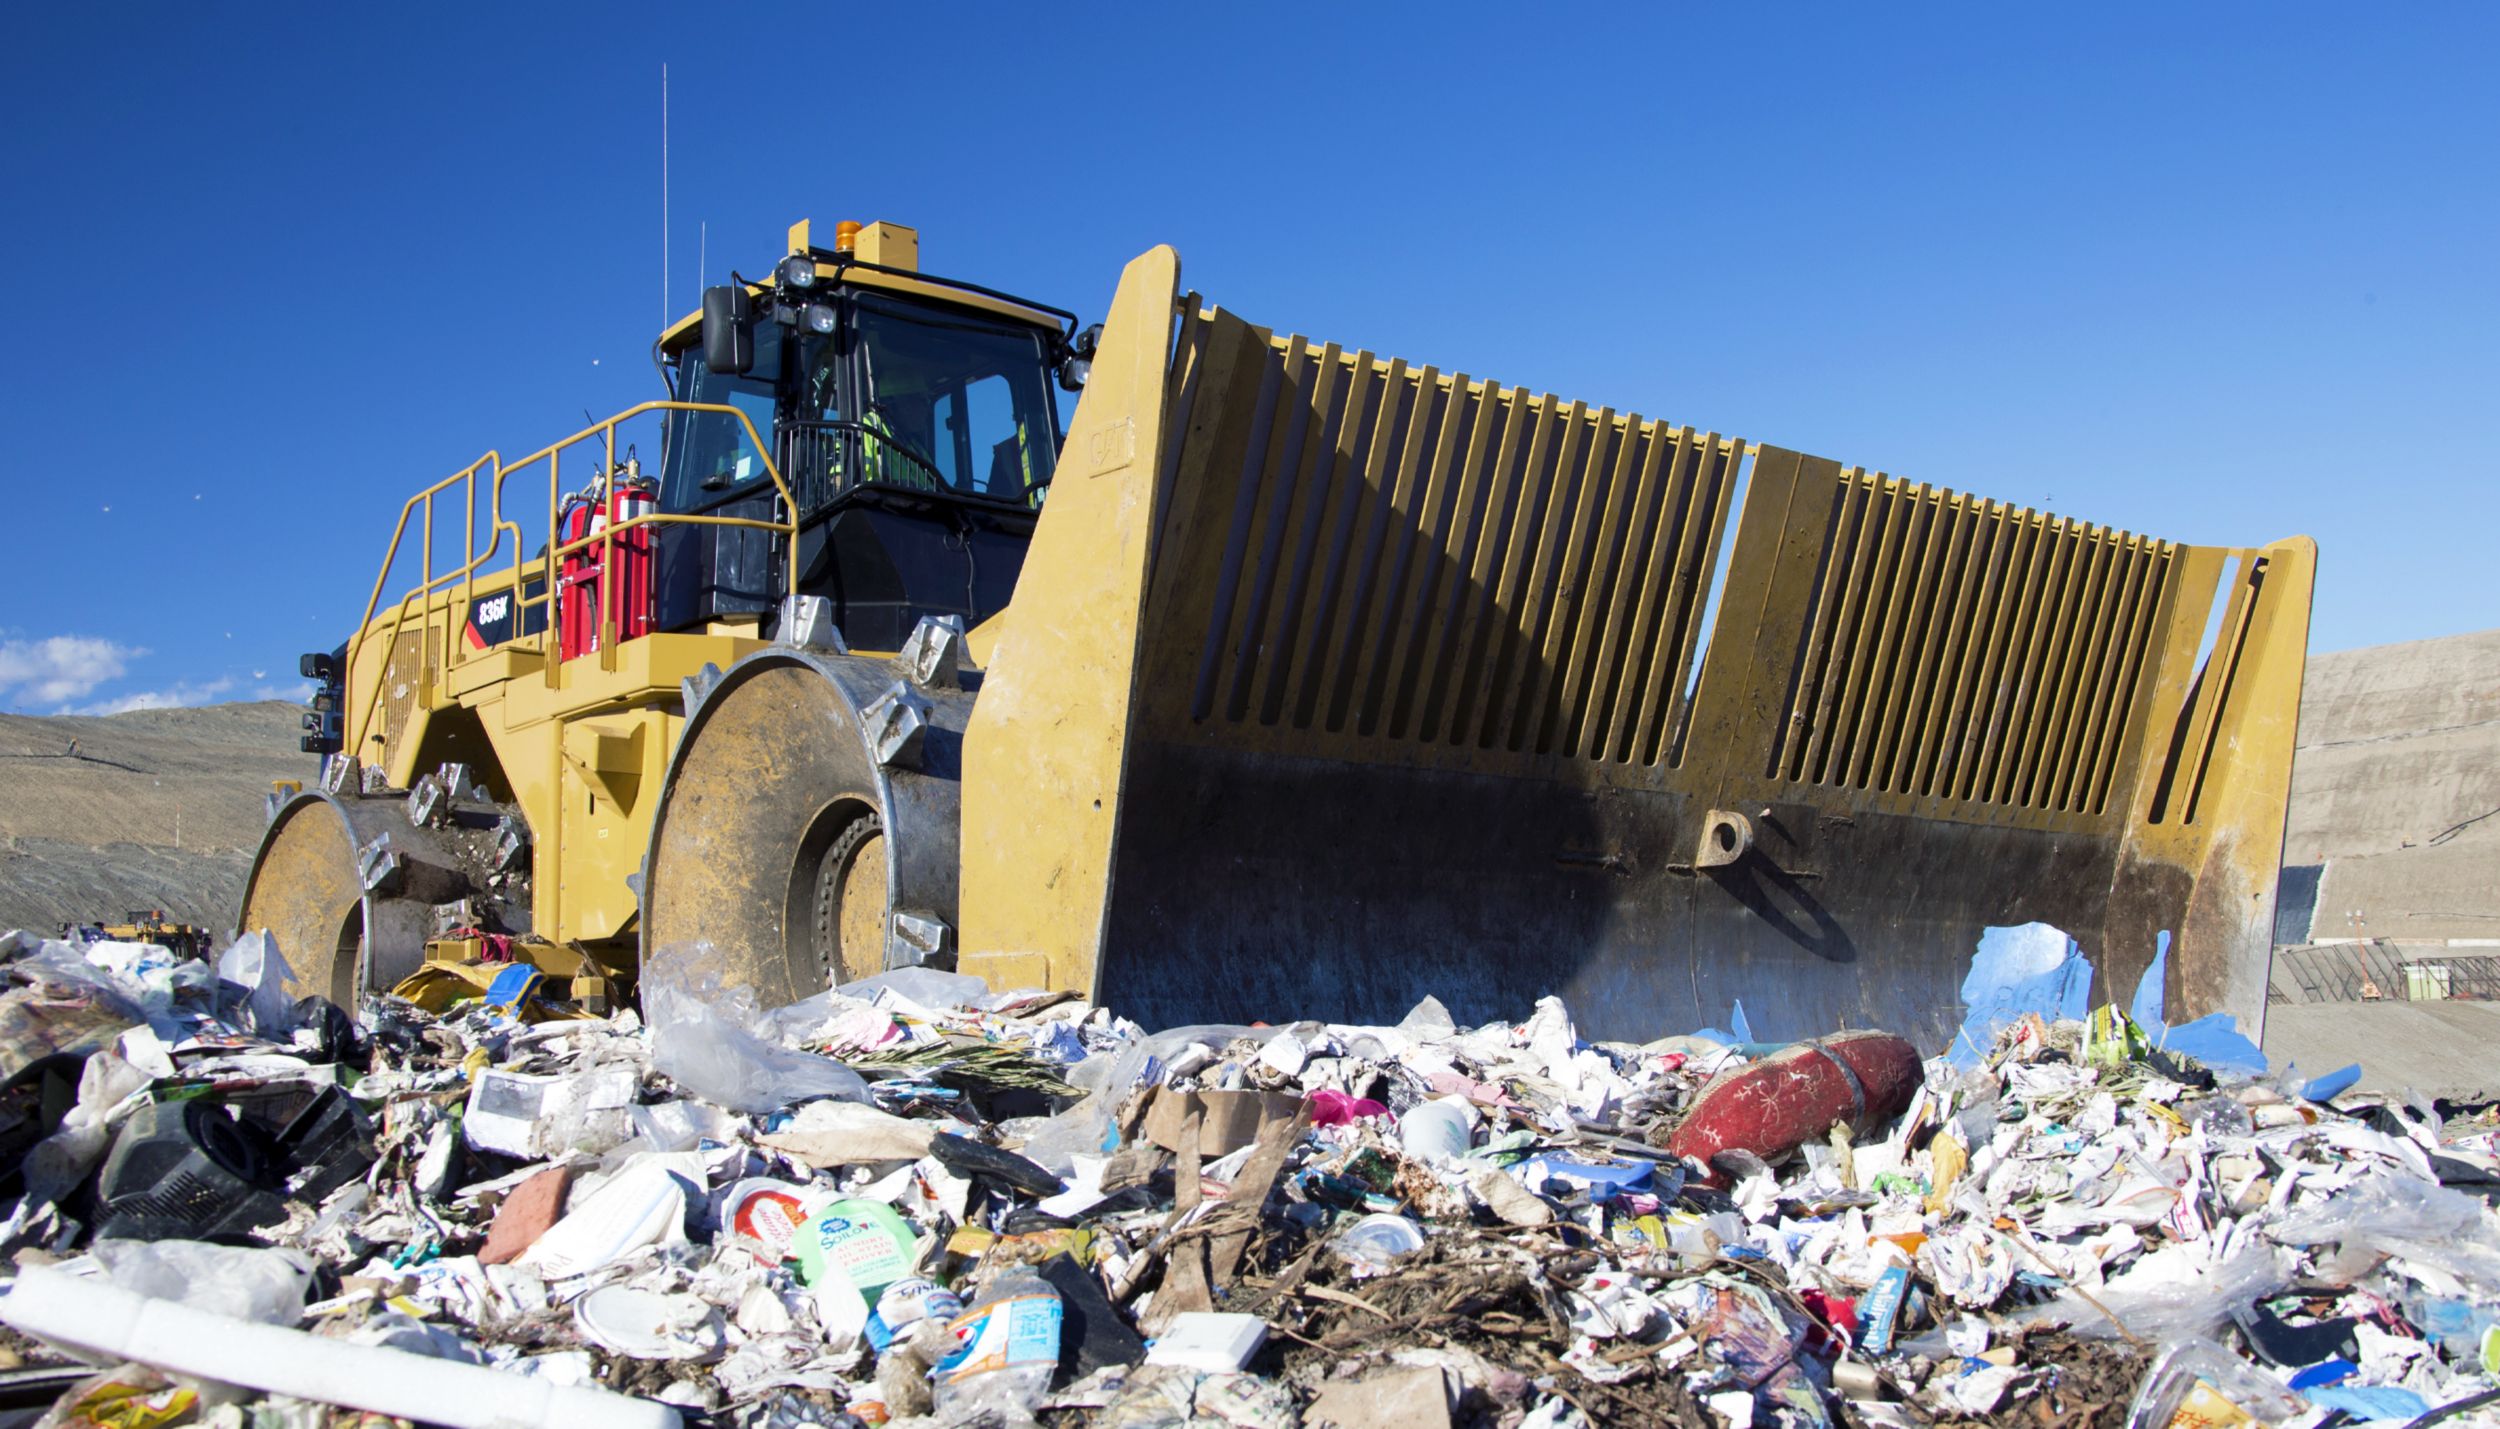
[661,63,671,328]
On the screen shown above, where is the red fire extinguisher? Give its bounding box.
[557,460,657,662]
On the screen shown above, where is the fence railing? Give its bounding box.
[2271,941,2500,1004]
[346,402,795,756]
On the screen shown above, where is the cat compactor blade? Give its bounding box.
[961,249,2314,1050]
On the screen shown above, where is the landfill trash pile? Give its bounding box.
[2,926,2498,1429]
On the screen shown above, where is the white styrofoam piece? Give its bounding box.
[0,1264,678,1429]
[1144,1310,1267,1371]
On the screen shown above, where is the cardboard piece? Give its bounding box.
[1145,1105,1214,1334]
[1137,1088,1303,1159]
[1308,1366,1453,1429]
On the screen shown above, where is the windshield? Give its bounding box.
[852,293,1059,505]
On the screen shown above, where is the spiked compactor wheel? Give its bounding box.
[237,796,369,1006]
[238,764,529,1006]
[641,633,977,1007]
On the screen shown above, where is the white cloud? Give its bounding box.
[251,680,317,703]
[71,677,239,716]
[0,636,145,706]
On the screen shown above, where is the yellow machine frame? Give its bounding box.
[330,400,790,949]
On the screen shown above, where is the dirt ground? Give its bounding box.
[0,701,306,934]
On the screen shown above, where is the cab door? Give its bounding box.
[655,325,786,631]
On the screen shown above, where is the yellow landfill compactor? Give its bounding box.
[240,220,2317,1051]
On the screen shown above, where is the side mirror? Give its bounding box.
[1058,322,1102,392]
[702,285,754,375]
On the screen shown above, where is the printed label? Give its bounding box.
[934,1294,1064,1383]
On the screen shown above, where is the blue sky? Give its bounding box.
[1,4,2492,715]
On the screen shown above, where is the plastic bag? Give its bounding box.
[641,943,869,1113]
[92,1238,313,1325]
[2027,1238,2292,1343]
[1006,1022,1275,1173]
[838,966,994,1010]
[31,1364,197,1429]
[217,930,298,1037]
[2268,1170,2500,1294]
[2126,1336,2310,1426]
[17,1049,148,1211]
[464,1067,637,1158]
[1000,1105,1114,1177]
[757,986,854,1045]
[1,934,158,1034]
[2268,1169,2485,1249]
[76,942,196,1023]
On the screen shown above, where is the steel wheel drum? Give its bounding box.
[640,649,971,1008]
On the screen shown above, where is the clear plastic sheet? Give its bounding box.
[640,943,869,1113]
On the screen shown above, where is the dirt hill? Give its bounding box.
[0,701,311,936]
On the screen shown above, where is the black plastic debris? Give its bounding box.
[2234,1300,2362,1368]
[1035,1251,1145,1380]
[93,1098,288,1242]
[274,1085,374,1202]
[929,1130,1065,1198]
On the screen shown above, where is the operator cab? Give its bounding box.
[652,220,1096,650]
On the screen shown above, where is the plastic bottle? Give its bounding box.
[2399,1285,2500,1361]
[794,1198,919,1307]
[865,1277,964,1353]
[2186,1096,2255,1139]
[930,1269,1064,1418]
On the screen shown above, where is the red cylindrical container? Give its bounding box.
[556,482,656,661]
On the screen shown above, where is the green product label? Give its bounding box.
[794,1198,917,1303]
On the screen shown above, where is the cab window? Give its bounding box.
[853,293,1059,505]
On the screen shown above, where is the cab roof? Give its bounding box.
[656,251,1070,355]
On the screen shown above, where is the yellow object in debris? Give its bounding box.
[391,960,507,1012]
[389,961,593,1024]
[1926,1128,1968,1215]
[2167,1378,2258,1428]
[48,1372,197,1429]
[2144,1102,2192,1140]
[981,1226,1095,1270]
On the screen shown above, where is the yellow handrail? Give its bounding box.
[344,402,795,759]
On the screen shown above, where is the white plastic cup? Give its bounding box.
[1334,1213,1426,1269]
[1397,1095,1479,1161]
